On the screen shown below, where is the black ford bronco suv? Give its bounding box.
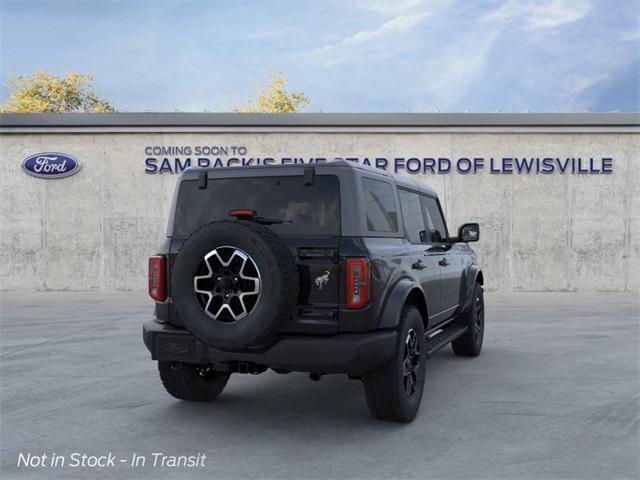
[143,160,484,422]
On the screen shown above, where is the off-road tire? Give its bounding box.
[362,305,426,422]
[158,361,230,401]
[171,220,298,349]
[452,282,484,357]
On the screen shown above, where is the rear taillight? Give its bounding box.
[148,255,166,301]
[346,258,370,309]
[229,209,257,218]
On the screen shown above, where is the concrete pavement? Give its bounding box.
[1,292,638,479]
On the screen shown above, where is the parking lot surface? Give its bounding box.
[1,291,638,479]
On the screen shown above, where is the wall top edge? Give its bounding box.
[1,112,639,129]
[1,126,638,135]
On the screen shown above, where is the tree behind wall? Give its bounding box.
[234,73,309,113]
[0,70,115,113]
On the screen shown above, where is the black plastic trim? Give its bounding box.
[143,319,396,374]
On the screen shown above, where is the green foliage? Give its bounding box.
[234,73,309,113]
[1,70,115,113]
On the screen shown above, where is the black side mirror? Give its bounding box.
[458,223,480,242]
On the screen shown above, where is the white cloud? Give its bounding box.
[619,28,640,43]
[485,0,592,30]
[529,0,592,29]
[418,29,499,109]
[339,13,426,45]
[352,0,428,15]
[568,72,611,98]
[293,0,631,112]
[302,11,429,66]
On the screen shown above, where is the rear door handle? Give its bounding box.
[438,258,450,267]
[412,260,426,270]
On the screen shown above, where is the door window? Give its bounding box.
[421,196,448,243]
[398,189,427,244]
[361,178,398,233]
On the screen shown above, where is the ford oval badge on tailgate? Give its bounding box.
[22,152,81,179]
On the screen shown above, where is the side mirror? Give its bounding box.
[458,223,480,242]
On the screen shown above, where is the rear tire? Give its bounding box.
[158,361,230,401]
[452,282,484,357]
[362,305,426,422]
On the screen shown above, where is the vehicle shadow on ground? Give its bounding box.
[151,351,464,434]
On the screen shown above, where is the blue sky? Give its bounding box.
[1,0,638,112]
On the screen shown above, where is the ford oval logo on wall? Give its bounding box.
[22,152,81,179]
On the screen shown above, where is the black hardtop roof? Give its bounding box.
[184,159,437,196]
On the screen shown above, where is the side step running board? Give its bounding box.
[424,325,468,357]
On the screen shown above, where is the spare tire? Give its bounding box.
[171,220,299,349]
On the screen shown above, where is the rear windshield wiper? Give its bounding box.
[254,216,291,225]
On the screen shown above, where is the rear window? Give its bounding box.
[173,175,340,237]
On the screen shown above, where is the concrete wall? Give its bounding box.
[1,128,638,292]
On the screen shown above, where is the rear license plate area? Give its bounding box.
[155,334,196,361]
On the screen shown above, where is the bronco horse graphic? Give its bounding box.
[315,271,330,290]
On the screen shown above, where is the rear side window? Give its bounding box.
[421,196,448,242]
[173,175,340,237]
[398,189,426,243]
[362,177,398,233]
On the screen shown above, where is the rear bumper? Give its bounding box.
[143,319,397,374]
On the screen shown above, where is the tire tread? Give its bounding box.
[158,361,230,402]
[452,282,483,357]
[363,305,425,422]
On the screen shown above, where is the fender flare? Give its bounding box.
[461,266,483,311]
[378,278,428,330]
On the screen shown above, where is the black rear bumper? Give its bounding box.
[143,320,397,374]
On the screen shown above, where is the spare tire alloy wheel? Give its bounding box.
[194,246,261,322]
[171,220,299,350]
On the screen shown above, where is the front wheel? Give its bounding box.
[362,305,427,422]
[452,282,484,357]
[158,361,230,401]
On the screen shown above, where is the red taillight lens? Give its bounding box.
[229,209,257,218]
[148,255,166,301]
[346,258,370,309]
